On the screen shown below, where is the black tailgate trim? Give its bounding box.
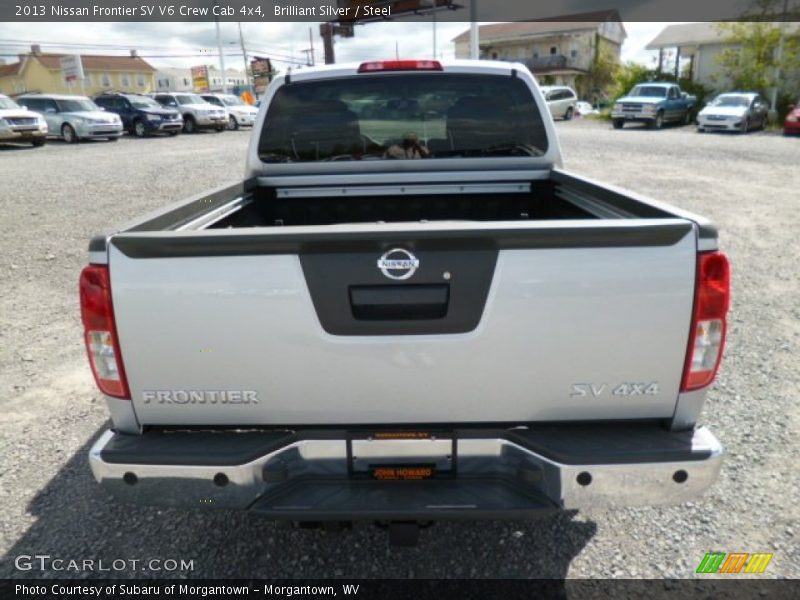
[109,222,692,258]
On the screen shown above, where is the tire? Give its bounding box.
[31,138,46,147]
[612,119,624,129]
[168,131,179,136]
[227,116,239,131]
[133,120,148,138]
[651,111,664,130]
[683,111,691,126]
[564,107,574,121]
[697,127,705,133]
[183,115,196,133]
[61,123,78,143]
[215,126,225,132]
[742,118,750,134]
[107,137,118,142]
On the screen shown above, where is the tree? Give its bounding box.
[714,1,800,99]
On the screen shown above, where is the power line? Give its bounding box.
[0,38,305,63]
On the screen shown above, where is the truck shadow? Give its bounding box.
[2,425,597,580]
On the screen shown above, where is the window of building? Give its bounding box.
[101,73,111,87]
[121,73,131,87]
[137,74,145,87]
[550,47,558,55]
[570,50,578,58]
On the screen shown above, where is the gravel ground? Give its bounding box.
[0,121,798,580]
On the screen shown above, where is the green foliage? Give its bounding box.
[575,40,619,102]
[714,11,800,100]
[610,63,651,101]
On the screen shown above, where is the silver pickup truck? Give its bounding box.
[83,60,729,541]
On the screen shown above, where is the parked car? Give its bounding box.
[0,94,48,146]
[200,93,259,130]
[575,101,598,117]
[784,99,800,135]
[94,92,183,137]
[696,92,768,133]
[84,60,729,545]
[612,83,696,130]
[19,94,123,143]
[540,85,577,120]
[151,93,227,133]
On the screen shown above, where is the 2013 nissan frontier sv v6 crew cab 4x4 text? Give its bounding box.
[82,60,730,542]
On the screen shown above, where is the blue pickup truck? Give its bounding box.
[612,82,696,130]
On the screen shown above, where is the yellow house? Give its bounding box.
[0,45,156,97]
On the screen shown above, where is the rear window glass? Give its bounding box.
[258,73,548,163]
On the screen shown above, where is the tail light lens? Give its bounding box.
[358,60,443,73]
[681,251,731,391]
[80,265,130,399]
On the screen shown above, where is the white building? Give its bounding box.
[646,22,800,90]
[155,66,248,93]
[452,11,626,89]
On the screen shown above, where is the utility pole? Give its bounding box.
[238,22,249,92]
[212,0,226,93]
[469,1,479,59]
[309,27,315,66]
[433,12,437,59]
[321,23,335,64]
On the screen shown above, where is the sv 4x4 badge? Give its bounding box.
[570,382,660,398]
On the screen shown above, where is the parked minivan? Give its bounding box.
[19,94,123,143]
[540,86,577,120]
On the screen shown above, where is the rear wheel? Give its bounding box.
[683,111,692,126]
[133,120,147,138]
[168,130,179,136]
[31,138,46,147]
[61,123,78,143]
[612,119,624,129]
[564,107,574,121]
[183,116,196,133]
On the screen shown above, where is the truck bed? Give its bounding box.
[89,168,715,427]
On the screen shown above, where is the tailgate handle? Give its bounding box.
[349,285,449,321]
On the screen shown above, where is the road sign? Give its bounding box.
[60,55,84,83]
[190,65,210,93]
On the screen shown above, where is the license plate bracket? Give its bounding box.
[346,431,457,480]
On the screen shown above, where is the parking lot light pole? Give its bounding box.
[213,1,227,93]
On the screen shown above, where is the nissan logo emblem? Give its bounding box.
[377,248,419,280]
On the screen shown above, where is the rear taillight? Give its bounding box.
[357,60,443,73]
[80,265,130,399]
[681,251,731,392]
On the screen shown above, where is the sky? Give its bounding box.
[0,21,680,73]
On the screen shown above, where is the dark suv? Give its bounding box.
[94,92,183,137]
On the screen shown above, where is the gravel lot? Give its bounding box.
[0,120,798,580]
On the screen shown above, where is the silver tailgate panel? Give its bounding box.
[110,230,695,425]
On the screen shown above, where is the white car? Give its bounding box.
[696,92,769,133]
[152,93,228,133]
[0,94,48,146]
[19,94,123,143]
[201,93,259,130]
[540,85,577,120]
[575,101,598,117]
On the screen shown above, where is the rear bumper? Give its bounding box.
[89,424,723,520]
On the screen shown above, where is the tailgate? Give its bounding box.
[108,219,697,426]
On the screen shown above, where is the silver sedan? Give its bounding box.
[697,93,769,133]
